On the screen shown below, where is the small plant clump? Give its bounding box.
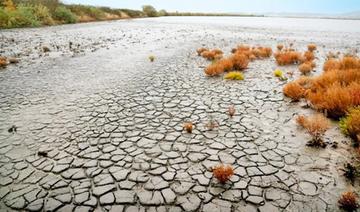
[299,62,313,75]
[212,164,234,184]
[232,45,273,60]
[338,191,359,212]
[183,122,193,133]
[224,71,244,80]
[205,117,219,131]
[283,82,305,101]
[274,69,283,78]
[196,47,208,56]
[296,114,330,147]
[274,50,302,66]
[308,44,317,52]
[228,105,235,117]
[230,53,249,70]
[204,63,225,76]
[203,44,272,77]
[200,49,223,60]
[149,55,155,62]
[340,107,360,143]
[0,56,8,68]
[277,44,284,51]
[323,56,360,72]
[299,56,360,119]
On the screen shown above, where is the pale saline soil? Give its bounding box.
[0,17,359,212]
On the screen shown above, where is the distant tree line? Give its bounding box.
[0,1,257,29]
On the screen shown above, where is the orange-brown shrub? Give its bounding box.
[306,83,354,119]
[183,122,193,133]
[230,53,249,70]
[201,51,216,60]
[296,115,307,127]
[212,49,223,55]
[257,47,272,58]
[349,83,360,106]
[283,82,305,101]
[275,51,302,65]
[324,56,360,71]
[308,44,317,52]
[294,76,313,89]
[303,51,315,62]
[212,164,234,184]
[341,56,360,70]
[338,191,359,211]
[297,114,330,146]
[197,47,208,56]
[299,63,313,75]
[309,69,360,92]
[217,58,234,72]
[204,63,225,76]
[323,58,340,72]
[0,56,7,67]
[233,45,272,59]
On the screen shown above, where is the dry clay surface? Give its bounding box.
[0,18,359,211]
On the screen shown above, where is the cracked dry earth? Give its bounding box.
[0,17,359,212]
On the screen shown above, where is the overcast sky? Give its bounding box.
[62,0,360,14]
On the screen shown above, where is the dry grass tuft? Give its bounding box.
[201,51,217,60]
[0,56,8,68]
[217,58,234,72]
[299,62,313,75]
[275,50,302,65]
[183,122,193,133]
[277,44,284,51]
[338,191,359,211]
[204,63,225,77]
[200,49,223,60]
[308,44,317,52]
[197,47,208,56]
[224,72,244,80]
[323,58,341,72]
[212,164,234,184]
[303,51,315,62]
[323,56,360,71]
[230,53,249,70]
[296,114,330,147]
[306,82,358,119]
[283,82,305,101]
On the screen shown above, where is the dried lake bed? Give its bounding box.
[0,17,360,211]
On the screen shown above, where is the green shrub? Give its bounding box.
[119,9,144,17]
[7,5,40,28]
[340,107,360,142]
[33,4,54,25]
[66,5,105,20]
[142,5,158,17]
[53,6,77,23]
[0,8,10,28]
[87,7,105,20]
